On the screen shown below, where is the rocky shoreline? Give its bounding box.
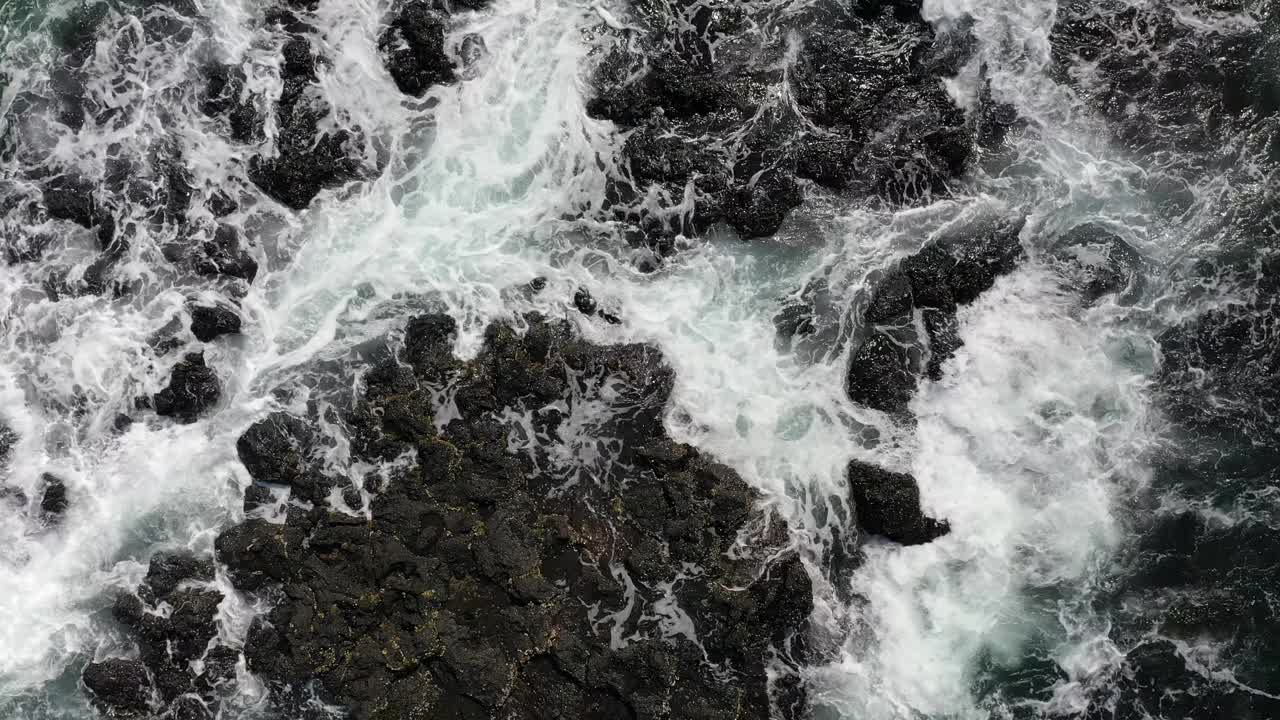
[17,0,1269,717]
[87,312,816,720]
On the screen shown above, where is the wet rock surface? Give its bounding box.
[197,314,812,719]
[379,0,457,96]
[189,304,242,343]
[1050,0,1280,174]
[37,472,69,522]
[847,460,948,546]
[247,35,374,210]
[590,0,985,250]
[97,550,236,717]
[843,215,1025,414]
[81,658,153,718]
[153,352,222,423]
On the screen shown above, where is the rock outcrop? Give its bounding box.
[842,215,1024,415]
[101,314,813,719]
[81,658,154,718]
[153,352,222,423]
[90,550,234,720]
[247,34,374,210]
[189,304,242,343]
[589,0,986,251]
[847,460,949,546]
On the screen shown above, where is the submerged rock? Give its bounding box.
[82,658,153,718]
[153,352,221,423]
[847,460,950,545]
[205,314,811,719]
[1051,223,1144,304]
[189,224,259,283]
[200,63,261,143]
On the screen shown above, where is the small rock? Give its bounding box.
[189,305,241,342]
[82,658,153,718]
[236,413,316,486]
[847,460,949,545]
[153,353,221,424]
[39,473,69,520]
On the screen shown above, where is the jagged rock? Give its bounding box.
[235,412,317,487]
[242,483,275,513]
[847,460,949,545]
[588,0,981,246]
[248,36,372,210]
[153,353,221,423]
[111,550,227,710]
[208,314,811,719]
[189,304,241,342]
[42,175,97,227]
[845,216,1024,412]
[846,327,920,414]
[38,473,69,520]
[144,551,215,599]
[190,224,258,283]
[82,658,153,718]
[200,63,261,143]
[0,422,15,462]
[379,1,456,96]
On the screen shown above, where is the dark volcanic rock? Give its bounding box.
[235,412,317,488]
[42,175,98,227]
[1050,0,1279,168]
[82,658,153,718]
[144,551,215,599]
[589,0,983,248]
[189,304,242,342]
[153,352,221,423]
[207,314,811,720]
[38,473,69,521]
[111,551,231,711]
[200,63,261,143]
[248,36,373,210]
[845,215,1025,413]
[847,460,949,545]
[379,1,456,96]
[190,224,258,283]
